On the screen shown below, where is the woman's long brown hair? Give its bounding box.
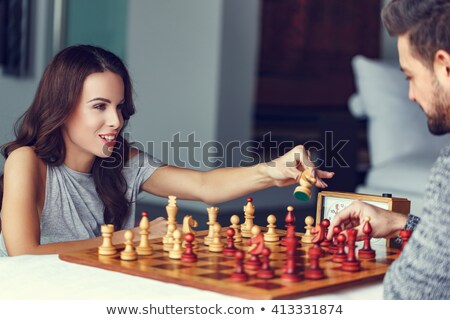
[0,45,136,230]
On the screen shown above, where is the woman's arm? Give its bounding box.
[141,145,334,204]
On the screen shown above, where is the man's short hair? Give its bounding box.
[382,0,450,69]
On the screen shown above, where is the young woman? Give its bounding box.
[0,45,333,256]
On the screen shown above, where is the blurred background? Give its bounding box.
[2,0,441,227]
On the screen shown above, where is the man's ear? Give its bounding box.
[434,50,450,76]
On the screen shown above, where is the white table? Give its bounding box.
[0,255,384,300]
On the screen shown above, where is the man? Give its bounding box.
[327,0,450,299]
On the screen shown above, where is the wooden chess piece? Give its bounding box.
[163,224,176,252]
[304,244,325,280]
[358,216,376,259]
[209,222,224,253]
[163,195,178,245]
[332,233,347,263]
[229,214,242,243]
[204,207,219,246]
[169,229,183,259]
[301,216,314,244]
[120,230,137,261]
[328,225,342,254]
[245,225,263,270]
[136,212,153,256]
[223,228,237,257]
[181,233,197,263]
[256,247,275,279]
[293,170,316,201]
[264,214,280,242]
[281,234,301,282]
[182,215,198,249]
[98,224,117,256]
[320,219,332,247]
[341,229,361,272]
[230,250,248,282]
[241,197,255,238]
[281,205,296,246]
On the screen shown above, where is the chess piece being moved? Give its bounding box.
[163,196,178,245]
[204,207,219,246]
[293,170,316,201]
[136,212,153,256]
[241,198,255,238]
[181,233,197,262]
[264,214,280,242]
[341,229,361,272]
[358,216,376,259]
[229,215,242,243]
[98,224,117,256]
[209,222,224,253]
[169,229,183,259]
[301,216,314,244]
[120,230,137,261]
[182,215,198,249]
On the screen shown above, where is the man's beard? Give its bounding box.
[427,78,450,136]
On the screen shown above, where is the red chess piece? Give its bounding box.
[332,233,347,263]
[399,229,412,255]
[256,247,275,279]
[341,229,361,272]
[281,235,301,282]
[281,206,296,246]
[328,226,342,254]
[320,219,332,247]
[358,217,376,259]
[230,250,248,282]
[223,228,237,257]
[181,233,197,263]
[304,244,325,280]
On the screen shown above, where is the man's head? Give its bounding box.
[382,0,450,135]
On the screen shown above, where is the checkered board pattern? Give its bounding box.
[59,230,399,299]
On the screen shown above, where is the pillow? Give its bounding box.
[351,55,449,168]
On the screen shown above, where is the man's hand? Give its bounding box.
[326,200,407,240]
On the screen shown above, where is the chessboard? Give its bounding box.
[59,229,399,300]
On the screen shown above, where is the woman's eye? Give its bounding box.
[94,104,106,110]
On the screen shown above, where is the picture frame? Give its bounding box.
[315,191,411,248]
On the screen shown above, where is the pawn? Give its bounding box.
[301,216,314,244]
[163,224,176,252]
[256,247,275,279]
[223,228,237,257]
[209,222,224,253]
[332,233,347,263]
[181,233,197,262]
[328,226,342,254]
[229,214,242,243]
[358,216,376,259]
[120,230,137,261]
[320,219,332,247]
[264,214,280,242]
[230,250,248,282]
[169,229,183,259]
[98,224,117,256]
[304,244,325,280]
[136,212,153,256]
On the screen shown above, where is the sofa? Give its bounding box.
[349,55,449,217]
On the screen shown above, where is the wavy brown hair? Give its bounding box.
[0,45,135,230]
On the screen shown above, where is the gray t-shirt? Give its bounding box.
[0,151,163,256]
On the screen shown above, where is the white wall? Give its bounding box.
[0,0,52,169]
[380,0,398,60]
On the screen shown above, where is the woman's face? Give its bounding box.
[62,71,125,168]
